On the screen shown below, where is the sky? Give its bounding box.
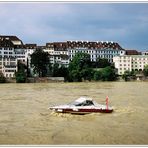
[0,2,148,50]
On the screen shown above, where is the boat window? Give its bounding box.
[68,100,94,106]
[75,100,94,106]
[83,100,94,106]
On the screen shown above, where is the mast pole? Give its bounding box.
[106,96,109,110]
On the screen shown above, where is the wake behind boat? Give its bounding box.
[49,96,113,115]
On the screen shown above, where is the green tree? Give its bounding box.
[93,70,102,81]
[58,65,68,79]
[101,66,117,81]
[0,73,6,83]
[31,49,50,77]
[122,70,131,81]
[143,65,148,77]
[95,58,111,68]
[69,69,82,82]
[52,63,60,77]
[15,61,27,83]
[68,52,92,82]
[81,68,94,81]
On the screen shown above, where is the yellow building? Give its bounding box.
[113,55,148,75]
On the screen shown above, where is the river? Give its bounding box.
[0,82,148,145]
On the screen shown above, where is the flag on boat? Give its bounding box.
[106,96,109,110]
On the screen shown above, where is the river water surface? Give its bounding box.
[0,82,148,145]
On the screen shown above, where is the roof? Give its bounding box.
[25,44,37,49]
[0,35,23,47]
[46,41,123,51]
[117,55,148,58]
[46,42,67,51]
[67,40,123,50]
[125,49,141,55]
[0,35,21,41]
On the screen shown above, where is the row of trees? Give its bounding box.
[68,52,117,82]
[27,49,117,82]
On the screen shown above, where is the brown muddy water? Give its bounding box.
[0,82,148,145]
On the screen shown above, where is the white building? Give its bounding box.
[142,51,148,55]
[45,42,69,67]
[67,41,125,63]
[113,55,148,75]
[0,35,24,78]
[0,57,17,78]
[24,44,37,66]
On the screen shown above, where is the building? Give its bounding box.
[0,35,24,78]
[44,41,125,67]
[3,35,148,78]
[113,55,148,75]
[0,57,17,78]
[142,50,148,55]
[45,42,69,67]
[67,41,125,63]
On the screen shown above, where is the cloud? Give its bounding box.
[0,2,148,50]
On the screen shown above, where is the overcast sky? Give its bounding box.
[0,2,148,50]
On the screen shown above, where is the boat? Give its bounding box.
[48,96,113,114]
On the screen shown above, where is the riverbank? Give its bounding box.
[4,76,148,83]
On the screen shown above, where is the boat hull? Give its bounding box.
[51,108,113,114]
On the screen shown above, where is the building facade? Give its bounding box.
[67,41,125,63]
[0,35,24,78]
[0,57,17,78]
[113,55,148,75]
[2,35,148,79]
[45,42,69,67]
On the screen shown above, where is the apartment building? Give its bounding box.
[0,57,17,78]
[24,44,37,66]
[0,35,24,78]
[113,55,148,75]
[45,42,69,67]
[67,41,125,63]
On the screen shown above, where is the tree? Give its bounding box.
[52,63,60,77]
[15,61,27,83]
[31,49,50,77]
[93,66,117,81]
[69,52,91,72]
[95,58,111,68]
[122,70,131,81]
[0,73,6,83]
[101,66,117,81]
[143,65,148,77]
[93,70,102,81]
[81,68,94,81]
[68,52,92,82]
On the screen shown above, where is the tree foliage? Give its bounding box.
[93,66,116,81]
[51,63,68,78]
[68,52,92,82]
[101,66,116,81]
[95,58,111,68]
[0,73,6,83]
[69,52,91,71]
[122,70,136,81]
[15,61,27,83]
[31,49,50,77]
[143,65,148,77]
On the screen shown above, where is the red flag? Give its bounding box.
[106,96,109,110]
